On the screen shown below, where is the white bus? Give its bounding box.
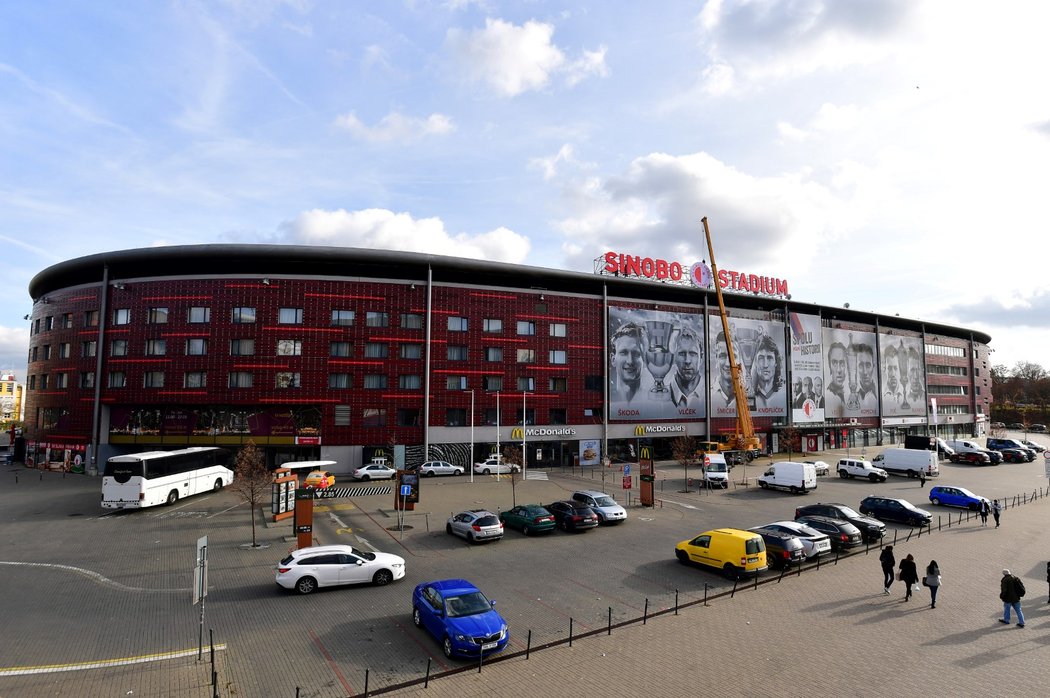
[101,447,234,509]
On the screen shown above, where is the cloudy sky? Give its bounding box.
[3,0,1049,379]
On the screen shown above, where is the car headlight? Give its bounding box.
[391,563,404,568]
[454,633,468,642]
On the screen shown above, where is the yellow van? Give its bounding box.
[675,528,768,579]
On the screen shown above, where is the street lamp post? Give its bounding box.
[496,391,501,480]
[522,390,530,479]
[469,389,475,484]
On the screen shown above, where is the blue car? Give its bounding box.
[412,579,509,659]
[928,485,988,511]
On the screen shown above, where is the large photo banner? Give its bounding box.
[708,316,788,418]
[608,306,706,421]
[789,313,825,423]
[822,328,880,418]
[878,334,926,416]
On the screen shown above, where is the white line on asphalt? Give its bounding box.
[0,644,228,676]
[208,502,244,518]
[0,561,187,593]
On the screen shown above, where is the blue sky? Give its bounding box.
[3,0,1050,379]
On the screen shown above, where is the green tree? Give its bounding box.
[228,440,270,548]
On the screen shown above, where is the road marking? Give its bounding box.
[0,644,227,676]
[0,561,187,593]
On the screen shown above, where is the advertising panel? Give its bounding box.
[608,307,706,422]
[708,317,788,418]
[822,328,880,419]
[878,334,926,416]
[788,312,825,423]
[579,439,601,466]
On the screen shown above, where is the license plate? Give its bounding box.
[481,641,498,650]
[747,557,760,563]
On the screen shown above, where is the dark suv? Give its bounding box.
[793,516,863,551]
[794,503,886,543]
[986,438,1036,461]
[859,496,933,527]
[749,527,806,569]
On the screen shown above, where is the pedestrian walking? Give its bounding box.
[992,499,1002,528]
[898,553,919,603]
[880,545,895,594]
[978,498,990,526]
[919,469,926,487]
[999,568,1026,627]
[924,560,942,608]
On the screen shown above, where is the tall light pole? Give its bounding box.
[522,390,529,479]
[496,391,501,481]
[469,389,475,484]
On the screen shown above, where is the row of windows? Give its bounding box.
[927,364,968,377]
[935,404,971,415]
[928,385,968,396]
[925,343,966,358]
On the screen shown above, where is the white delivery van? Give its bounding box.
[756,461,817,494]
[873,448,938,478]
[701,453,730,489]
[946,439,983,455]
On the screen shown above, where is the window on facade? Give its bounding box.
[113,308,131,325]
[483,408,498,425]
[146,339,166,356]
[584,407,604,419]
[328,373,351,389]
[362,408,387,427]
[277,339,303,356]
[516,408,536,426]
[82,341,97,358]
[331,309,355,326]
[584,375,603,390]
[364,374,387,389]
[228,372,253,388]
[516,349,535,363]
[188,307,211,323]
[517,377,535,391]
[186,338,208,356]
[399,375,421,390]
[446,408,467,427]
[80,372,95,389]
[279,307,303,324]
[34,319,40,335]
[232,307,256,324]
[42,345,52,360]
[230,339,255,356]
[550,323,567,337]
[483,375,503,391]
[84,310,99,327]
[330,341,352,357]
[366,311,389,327]
[447,345,468,361]
[55,373,69,389]
[108,371,126,388]
[275,372,301,389]
[448,316,468,332]
[30,347,37,362]
[400,313,422,329]
[58,343,71,359]
[39,374,49,389]
[62,313,73,329]
[111,340,128,357]
[484,318,503,333]
[549,408,567,424]
[143,371,165,388]
[397,408,420,427]
[517,321,536,335]
[549,350,567,364]
[549,376,567,392]
[485,347,503,362]
[400,343,422,359]
[364,343,389,359]
[184,371,207,388]
[148,307,169,324]
[45,316,54,331]
[446,375,467,390]
[28,375,36,390]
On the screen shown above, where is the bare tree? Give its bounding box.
[228,440,270,548]
[780,426,801,460]
[672,435,697,492]
[501,445,524,507]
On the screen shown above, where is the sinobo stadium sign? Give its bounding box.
[599,250,789,298]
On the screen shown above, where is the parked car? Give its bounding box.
[804,460,830,476]
[351,463,396,481]
[928,485,988,511]
[1006,422,1025,430]
[951,451,991,466]
[675,528,767,579]
[571,490,627,524]
[748,527,806,569]
[859,496,933,526]
[793,503,886,543]
[473,455,520,475]
[410,460,464,476]
[794,515,863,551]
[981,449,1004,465]
[1030,424,1047,433]
[302,470,335,489]
[760,520,832,559]
[498,504,556,536]
[1021,439,1046,453]
[991,421,1005,429]
[412,579,509,659]
[446,510,504,543]
[547,500,599,531]
[997,448,1029,463]
[275,544,406,594]
[836,458,889,482]
[987,438,1036,461]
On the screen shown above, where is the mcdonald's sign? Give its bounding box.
[640,446,652,461]
[634,424,686,436]
[635,425,646,436]
[511,428,524,440]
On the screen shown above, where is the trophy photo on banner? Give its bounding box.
[733,323,761,411]
[644,319,674,400]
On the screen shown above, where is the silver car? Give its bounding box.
[416,460,464,477]
[761,520,832,559]
[446,510,504,543]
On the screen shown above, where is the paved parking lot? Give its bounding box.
[2,448,1049,697]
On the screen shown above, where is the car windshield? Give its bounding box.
[593,496,617,507]
[475,515,499,526]
[838,506,862,518]
[708,463,728,473]
[445,591,492,617]
[900,500,920,511]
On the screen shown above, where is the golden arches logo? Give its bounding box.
[640,446,652,460]
[634,425,646,436]
[510,428,524,440]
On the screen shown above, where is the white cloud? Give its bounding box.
[333,111,454,143]
[445,18,606,96]
[285,208,530,263]
[528,143,579,180]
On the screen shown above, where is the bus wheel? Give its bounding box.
[166,490,179,505]
[213,479,223,492]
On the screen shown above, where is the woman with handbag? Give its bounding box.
[899,553,919,602]
[925,560,942,608]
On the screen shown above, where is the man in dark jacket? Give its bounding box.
[880,545,895,594]
[999,568,1025,627]
[898,554,918,602]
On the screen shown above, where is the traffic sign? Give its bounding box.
[622,475,632,489]
[623,464,631,476]
[400,484,412,497]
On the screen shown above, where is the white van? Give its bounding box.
[946,439,984,456]
[873,448,938,478]
[701,453,730,489]
[756,461,817,494]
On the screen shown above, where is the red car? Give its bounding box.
[951,451,990,466]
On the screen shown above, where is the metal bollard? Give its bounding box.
[608,607,612,634]
[675,589,679,615]
[569,618,574,647]
[526,629,532,659]
[643,598,649,625]
[424,658,432,687]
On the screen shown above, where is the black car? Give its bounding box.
[986,438,1036,461]
[998,448,1028,463]
[794,515,863,551]
[748,527,806,569]
[981,449,1004,465]
[951,451,991,466]
[859,496,933,527]
[546,501,599,532]
[793,503,886,543]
